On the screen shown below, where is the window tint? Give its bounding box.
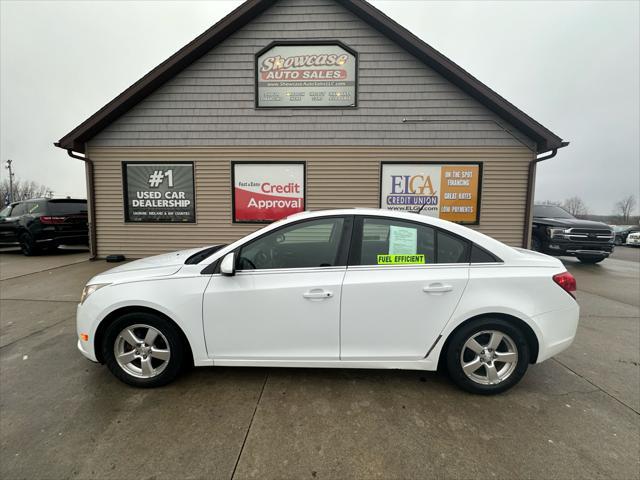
[26,202,41,214]
[237,217,345,270]
[470,244,499,263]
[47,200,87,215]
[436,231,469,264]
[356,218,436,266]
[0,206,11,218]
[10,203,27,216]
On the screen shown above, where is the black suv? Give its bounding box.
[0,198,89,255]
[531,204,614,264]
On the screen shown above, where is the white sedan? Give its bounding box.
[77,209,579,394]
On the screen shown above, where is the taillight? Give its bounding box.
[40,216,66,224]
[553,271,577,298]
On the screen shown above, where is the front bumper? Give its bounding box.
[543,239,613,257]
[76,303,99,362]
[626,238,640,246]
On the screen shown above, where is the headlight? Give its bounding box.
[80,283,110,304]
[547,227,567,238]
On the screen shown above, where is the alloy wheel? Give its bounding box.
[460,330,518,385]
[114,324,171,378]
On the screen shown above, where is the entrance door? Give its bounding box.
[340,216,470,360]
[203,216,351,360]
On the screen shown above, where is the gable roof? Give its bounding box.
[55,0,567,154]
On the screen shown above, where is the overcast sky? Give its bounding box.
[1,0,638,214]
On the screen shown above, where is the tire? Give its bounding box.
[102,312,186,388]
[531,236,542,252]
[19,233,39,256]
[577,256,605,264]
[445,317,530,395]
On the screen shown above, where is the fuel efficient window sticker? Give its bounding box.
[377,254,426,265]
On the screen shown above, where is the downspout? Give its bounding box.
[522,143,569,248]
[57,146,98,260]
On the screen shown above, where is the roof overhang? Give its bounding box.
[56,0,566,154]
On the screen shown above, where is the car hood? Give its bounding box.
[533,217,612,229]
[89,246,215,284]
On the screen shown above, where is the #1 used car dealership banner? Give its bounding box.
[380,163,481,224]
[123,162,195,223]
[233,163,305,222]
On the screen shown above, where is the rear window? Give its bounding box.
[46,200,87,215]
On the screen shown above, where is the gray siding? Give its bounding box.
[90,0,535,150]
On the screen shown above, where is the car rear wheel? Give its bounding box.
[577,256,605,264]
[102,312,186,388]
[19,233,39,256]
[446,318,530,395]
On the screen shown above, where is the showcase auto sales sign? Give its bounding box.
[233,163,305,222]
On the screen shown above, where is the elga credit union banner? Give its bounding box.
[123,162,195,223]
[233,163,305,222]
[256,44,357,107]
[380,163,481,224]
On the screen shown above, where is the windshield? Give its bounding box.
[0,206,11,218]
[533,205,575,219]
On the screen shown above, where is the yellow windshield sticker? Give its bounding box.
[377,254,425,265]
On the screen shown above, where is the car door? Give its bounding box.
[0,204,20,244]
[202,216,352,360]
[340,216,470,360]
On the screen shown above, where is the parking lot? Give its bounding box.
[1,247,638,479]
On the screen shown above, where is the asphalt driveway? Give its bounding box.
[0,248,638,479]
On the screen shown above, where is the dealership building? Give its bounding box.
[55,0,567,258]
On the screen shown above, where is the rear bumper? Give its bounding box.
[533,304,580,363]
[36,234,88,246]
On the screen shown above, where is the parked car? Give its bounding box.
[531,204,614,264]
[0,198,88,255]
[626,231,640,247]
[613,225,640,245]
[77,208,579,395]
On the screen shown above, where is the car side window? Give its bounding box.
[0,206,11,218]
[237,217,345,270]
[355,218,436,266]
[437,230,470,264]
[10,203,26,216]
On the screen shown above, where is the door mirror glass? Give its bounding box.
[220,252,236,276]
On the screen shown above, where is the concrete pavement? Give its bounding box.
[0,248,638,479]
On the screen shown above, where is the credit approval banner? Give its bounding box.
[380,163,481,224]
[233,163,305,222]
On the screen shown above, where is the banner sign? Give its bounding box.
[233,163,305,223]
[123,162,195,223]
[256,43,357,108]
[380,163,481,224]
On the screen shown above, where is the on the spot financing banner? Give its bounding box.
[380,163,480,224]
[233,163,305,222]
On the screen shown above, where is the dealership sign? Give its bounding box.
[256,43,357,108]
[123,162,195,223]
[233,163,305,222]
[380,163,481,224]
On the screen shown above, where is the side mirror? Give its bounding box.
[220,252,236,276]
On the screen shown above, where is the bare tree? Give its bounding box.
[563,196,589,217]
[0,177,52,206]
[615,195,637,223]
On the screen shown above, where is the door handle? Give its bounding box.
[423,283,453,294]
[303,289,333,300]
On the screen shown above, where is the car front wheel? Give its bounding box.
[446,318,530,395]
[102,312,186,388]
